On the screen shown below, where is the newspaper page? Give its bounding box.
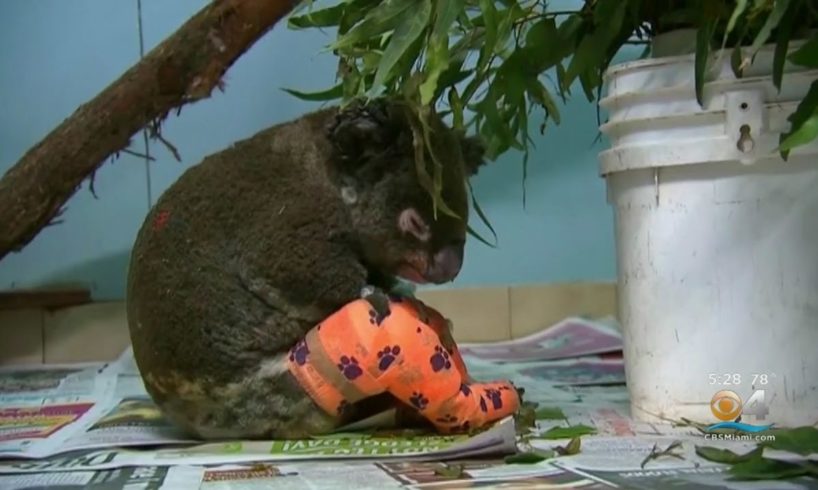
[199,463,402,490]
[457,317,623,362]
[57,350,196,452]
[0,465,203,490]
[464,355,625,388]
[564,465,818,490]
[377,459,610,489]
[0,363,117,459]
[0,416,518,473]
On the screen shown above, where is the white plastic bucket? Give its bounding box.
[599,36,818,428]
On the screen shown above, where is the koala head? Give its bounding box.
[325,97,486,285]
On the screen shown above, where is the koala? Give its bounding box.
[125,97,487,440]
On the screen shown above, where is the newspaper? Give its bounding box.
[0,353,195,459]
[0,415,517,473]
[465,355,625,388]
[0,348,518,471]
[160,460,610,490]
[0,465,204,490]
[2,316,816,489]
[457,316,623,362]
[0,363,117,459]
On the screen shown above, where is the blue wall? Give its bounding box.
[0,0,635,300]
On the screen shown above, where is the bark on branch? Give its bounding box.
[0,0,300,261]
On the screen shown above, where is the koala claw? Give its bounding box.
[359,285,377,298]
[360,285,391,321]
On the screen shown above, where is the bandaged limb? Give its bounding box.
[287,298,520,433]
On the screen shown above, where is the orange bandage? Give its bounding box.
[287,296,520,433]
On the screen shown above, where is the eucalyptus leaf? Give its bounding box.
[779,80,818,156]
[527,78,561,124]
[419,0,465,104]
[761,426,818,455]
[539,424,597,439]
[281,84,343,101]
[504,449,555,464]
[475,0,498,75]
[535,407,566,420]
[432,0,464,39]
[728,457,812,481]
[434,464,466,479]
[371,0,432,94]
[420,37,449,104]
[556,436,582,456]
[695,21,716,106]
[338,0,383,35]
[578,69,599,103]
[288,3,345,29]
[731,45,744,78]
[564,0,625,89]
[448,87,464,129]
[331,0,416,51]
[772,0,799,91]
[467,180,498,246]
[723,0,748,48]
[748,0,792,58]
[790,35,818,68]
[467,224,497,248]
[695,445,763,464]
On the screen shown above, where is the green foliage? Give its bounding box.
[286,0,818,221]
[534,406,567,421]
[504,448,554,464]
[695,428,818,482]
[538,424,597,439]
[695,445,763,464]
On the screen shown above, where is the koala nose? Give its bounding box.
[426,242,464,284]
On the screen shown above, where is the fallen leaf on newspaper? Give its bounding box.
[222,442,242,453]
[555,436,582,456]
[538,424,597,439]
[504,449,555,464]
[535,407,566,421]
[729,457,817,481]
[675,417,709,433]
[514,401,539,435]
[695,445,763,464]
[761,427,818,456]
[434,464,466,479]
[640,440,684,469]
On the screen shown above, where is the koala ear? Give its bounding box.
[326,98,398,165]
[460,134,487,176]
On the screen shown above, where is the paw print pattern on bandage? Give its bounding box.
[459,383,472,396]
[429,345,452,372]
[409,391,429,410]
[479,395,488,413]
[435,414,458,424]
[377,345,401,371]
[368,308,390,326]
[289,339,310,366]
[337,355,363,380]
[484,388,504,410]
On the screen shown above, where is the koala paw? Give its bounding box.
[360,285,391,325]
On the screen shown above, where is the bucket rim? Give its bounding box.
[603,38,809,82]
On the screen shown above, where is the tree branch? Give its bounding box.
[0,0,301,261]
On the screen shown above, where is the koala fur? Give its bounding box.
[126,97,486,440]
